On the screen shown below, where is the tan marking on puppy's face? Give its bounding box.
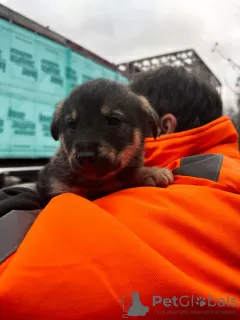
[68,148,77,168]
[59,134,77,169]
[113,110,124,117]
[101,104,111,115]
[117,128,142,168]
[71,109,77,121]
[99,142,117,163]
[60,134,68,155]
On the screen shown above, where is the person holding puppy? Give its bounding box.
[0,66,240,319]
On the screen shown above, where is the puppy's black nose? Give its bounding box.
[76,142,99,165]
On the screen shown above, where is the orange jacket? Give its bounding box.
[0,115,240,319]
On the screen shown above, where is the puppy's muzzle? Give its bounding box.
[70,141,117,178]
[76,142,99,166]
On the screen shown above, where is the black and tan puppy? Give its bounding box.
[37,78,174,204]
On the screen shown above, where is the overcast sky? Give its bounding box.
[1,0,240,109]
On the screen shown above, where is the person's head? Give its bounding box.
[130,66,223,134]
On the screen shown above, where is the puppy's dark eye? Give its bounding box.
[107,117,121,127]
[67,120,76,132]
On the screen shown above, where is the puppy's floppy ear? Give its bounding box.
[50,100,64,141]
[138,96,161,139]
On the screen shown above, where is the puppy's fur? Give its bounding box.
[37,79,174,204]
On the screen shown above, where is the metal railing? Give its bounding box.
[0,166,43,188]
[0,166,43,174]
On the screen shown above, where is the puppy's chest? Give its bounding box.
[77,177,123,200]
[54,173,130,200]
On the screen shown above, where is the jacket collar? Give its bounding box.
[144,116,239,167]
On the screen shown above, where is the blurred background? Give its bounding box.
[0,0,240,187]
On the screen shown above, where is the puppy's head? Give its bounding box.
[50,78,160,179]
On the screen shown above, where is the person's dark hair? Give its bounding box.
[130,66,223,132]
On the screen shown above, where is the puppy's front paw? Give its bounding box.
[134,166,174,188]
